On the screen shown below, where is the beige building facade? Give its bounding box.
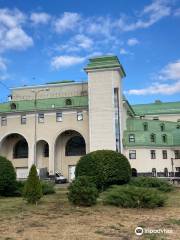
[0,56,180,180]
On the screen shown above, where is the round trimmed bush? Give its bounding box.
[102,185,166,208]
[75,150,131,190]
[68,176,98,206]
[0,156,17,196]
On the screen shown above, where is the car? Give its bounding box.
[54,172,67,184]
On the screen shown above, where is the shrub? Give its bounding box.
[41,181,55,195]
[23,165,42,204]
[68,176,98,206]
[102,185,166,208]
[0,156,17,196]
[129,177,173,192]
[75,150,131,190]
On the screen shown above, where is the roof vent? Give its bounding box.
[155,100,162,104]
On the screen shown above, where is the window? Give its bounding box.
[162,134,167,143]
[129,150,136,159]
[1,116,7,126]
[77,112,83,121]
[43,143,49,157]
[38,113,44,123]
[152,168,156,177]
[164,168,168,177]
[129,134,135,143]
[150,134,156,143]
[143,122,148,131]
[151,150,156,159]
[65,98,72,106]
[65,136,86,156]
[56,112,62,122]
[162,150,167,159]
[160,123,165,131]
[174,150,180,159]
[21,115,26,124]
[10,103,17,110]
[13,139,28,158]
[153,116,159,120]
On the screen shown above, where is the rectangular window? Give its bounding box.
[38,113,44,123]
[129,134,135,143]
[129,150,136,159]
[21,115,26,124]
[174,150,180,159]
[1,116,7,126]
[153,116,159,120]
[56,112,62,122]
[151,150,156,159]
[162,150,167,159]
[77,112,83,121]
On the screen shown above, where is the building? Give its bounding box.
[0,56,180,180]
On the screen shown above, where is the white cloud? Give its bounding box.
[30,12,51,25]
[127,38,139,46]
[125,59,180,95]
[120,48,129,55]
[0,8,33,52]
[117,0,171,31]
[54,12,81,33]
[0,57,7,71]
[51,55,86,70]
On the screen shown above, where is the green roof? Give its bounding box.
[46,80,75,85]
[84,55,126,77]
[123,118,180,147]
[132,101,180,115]
[0,96,88,113]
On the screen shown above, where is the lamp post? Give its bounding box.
[32,88,49,166]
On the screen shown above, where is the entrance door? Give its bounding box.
[68,165,76,181]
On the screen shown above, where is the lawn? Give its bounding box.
[0,186,180,240]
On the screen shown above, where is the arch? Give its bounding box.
[143,122,148,131]
[54,129,86,176]
[36,140,49,169]
[10,102,17,110]
[13,139,28,158]
[162,134,167,143]
[160,123,165,132]
[65,136,86,156]
[132,168,137,177]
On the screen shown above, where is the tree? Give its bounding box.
[23,164,42,204]
[75,150,131,190]
[0,156,17,196]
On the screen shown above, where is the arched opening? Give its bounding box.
[55,130,86,180]
[132,168,137,177]
[164,168,168,177]
[65,136,86,156]
[13,139,28,158]
[36,140,49,170]
[0,133,29,169]
[150,134,156,143]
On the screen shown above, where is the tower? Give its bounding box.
[84,56,126,152]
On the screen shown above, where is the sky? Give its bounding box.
[0,0,180,104]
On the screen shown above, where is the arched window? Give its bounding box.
[150,134,156,143]
[43,143,49,157]
[65,136,86,156]
[132,168,137,177]
[160,123,165,131]
[164,168,168,177]
[143,122,148,131]
[65,98,72,106]
[10,103,17,110]
[152,168,156,177]
[13,139,28,158]
[162,134,167,143]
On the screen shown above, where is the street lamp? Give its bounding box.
[32,88,49,166]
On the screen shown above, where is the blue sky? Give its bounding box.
[0,0,180,104]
